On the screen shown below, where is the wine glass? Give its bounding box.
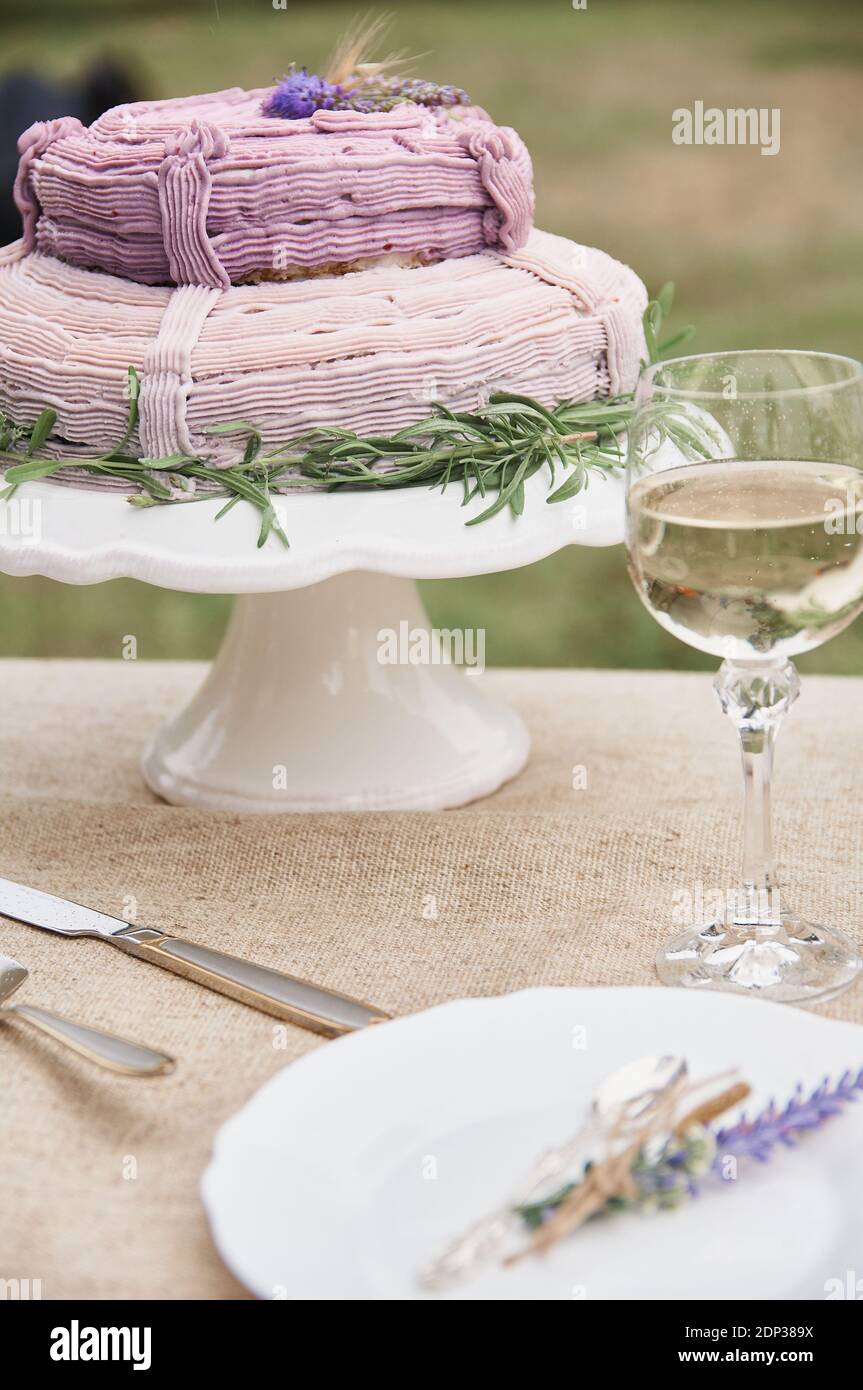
[626,350,863,1003]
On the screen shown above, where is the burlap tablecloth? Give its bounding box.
[1,659,862,1300]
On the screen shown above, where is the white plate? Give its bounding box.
[201,987,863,1300]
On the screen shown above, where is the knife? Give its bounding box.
[0,878,391,1039]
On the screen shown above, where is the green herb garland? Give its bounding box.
[0,284,694,550]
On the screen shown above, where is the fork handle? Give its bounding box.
[5,1003,175,1076]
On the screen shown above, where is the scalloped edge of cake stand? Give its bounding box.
[0,465,624,593]
[1,469,624,811]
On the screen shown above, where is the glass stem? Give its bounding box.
[737,726,778,925]
[714,659,800,932]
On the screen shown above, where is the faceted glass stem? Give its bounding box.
[656,653,861,1002]
[714,658,800,933]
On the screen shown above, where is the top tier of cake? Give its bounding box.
[13,86,534,289]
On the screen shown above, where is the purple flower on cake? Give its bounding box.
[371,78,471,111]
[262,64,471,120]
[262,67,343,119]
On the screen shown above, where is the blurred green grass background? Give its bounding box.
[1,0,862,672]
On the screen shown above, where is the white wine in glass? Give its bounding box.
[626,351,863,1002]
[630,459,863,661]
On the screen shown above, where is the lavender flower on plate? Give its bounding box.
[714,1067,863,1165]
[517,1068,863,1229]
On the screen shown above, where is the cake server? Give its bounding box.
[0,953,175,1076]
[0,878,390,1038]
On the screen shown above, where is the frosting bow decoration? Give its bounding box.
[156,120,232,289]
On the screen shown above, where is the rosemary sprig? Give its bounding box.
[0,285,694,549]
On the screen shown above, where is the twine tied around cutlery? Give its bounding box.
[506,1076,751,1265]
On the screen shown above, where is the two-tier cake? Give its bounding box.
[0,62,647,491]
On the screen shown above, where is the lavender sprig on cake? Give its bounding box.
[262,63,470,119]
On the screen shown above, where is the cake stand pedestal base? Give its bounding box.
[141,571,529,812]
[2,461,624,810]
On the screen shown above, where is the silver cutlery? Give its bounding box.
[0,954,175,1076]
[0,877,390,1038]
[420,1053,687,1289]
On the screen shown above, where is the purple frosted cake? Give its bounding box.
[0,230,646,468]
[14,87,534,287]
[0,56,647,491]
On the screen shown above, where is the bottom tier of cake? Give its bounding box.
[0,228,646,479]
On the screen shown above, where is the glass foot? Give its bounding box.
[656,916,862,1005]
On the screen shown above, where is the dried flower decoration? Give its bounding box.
[513,1068,863,1262]
[262,14,470,119]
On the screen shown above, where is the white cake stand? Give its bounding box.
[0,468,623,810]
